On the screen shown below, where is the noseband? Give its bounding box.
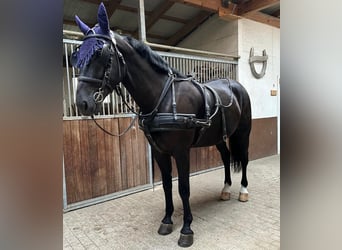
[77,33,126,103]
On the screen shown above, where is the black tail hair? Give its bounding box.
[229,126,250,172]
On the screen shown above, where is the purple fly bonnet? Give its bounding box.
[72,3,111,68]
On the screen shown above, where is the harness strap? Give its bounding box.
[139,72,175,119]
[91,114,137,137]
[205,85,228,142]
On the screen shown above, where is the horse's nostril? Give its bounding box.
[82,101,88,111]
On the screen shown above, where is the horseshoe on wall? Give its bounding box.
[249,47,268,79]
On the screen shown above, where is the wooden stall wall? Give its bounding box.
[153,117,278,182]
[63,117,149,204]
[64,116,278,204]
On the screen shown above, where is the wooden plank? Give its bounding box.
[87,119,99,197]
[70,120,84,202]
[165,11,212,46]
[136,127,150,184]
[146,1,174,30]
[103,118,115,194]
[63,121,77,204]
[242,11,280,28]
[130,121,140,186]
[153,158,161,182]
[79,120,93,200]
[118,117,132,189]
[136,121,149,185]
[238,0,279,15]
[94,119,108,197]
[111,118,123,192]
[249,117,277,160]
[171,0,219,11]
[189,148,197,173]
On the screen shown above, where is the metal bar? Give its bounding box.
[63,184,153,212]
[147,144,153,188]
[63,39,238,118]
[63,30,83,38]
[63,37,82,44]
[146,41,239,60]
[62,32,239,60]
[63,156,68,209]
[64,44,73,118]
[138,0,146,42]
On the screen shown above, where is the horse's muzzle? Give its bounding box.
[76,95,97,116]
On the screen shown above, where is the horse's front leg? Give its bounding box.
[153,149,174,235]
[174,148,194,247]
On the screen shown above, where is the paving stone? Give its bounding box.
[64,155,280,249]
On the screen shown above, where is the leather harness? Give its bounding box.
[138,71,236,153]
[73,33,236,152]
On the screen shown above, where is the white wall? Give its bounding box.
[178,16,280,121]
[238,19,280,119]
[178,15,238,56]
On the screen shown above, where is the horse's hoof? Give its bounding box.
[178,233,194,248]
[158,223,173,235]
[221,191,231,201]
[238,192,248,202]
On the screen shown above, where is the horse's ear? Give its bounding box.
[75,15,90,35]
[97,2,110,34]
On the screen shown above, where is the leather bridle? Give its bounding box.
[73,33,127,104]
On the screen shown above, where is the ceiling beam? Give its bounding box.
[165,11,212,46]
[81,0,122,20]
[271,9,280,17]
[237,0,279,15]
[103,0,122,19]
[170,0,219,12]
[132,1,175,39]
[63,18,167,41]
[218,3,241,21]
[146,1,175,29]
[242,11,279,28]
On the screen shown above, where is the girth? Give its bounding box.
[139,113,211,132]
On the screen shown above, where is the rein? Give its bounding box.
[91,114,137,137]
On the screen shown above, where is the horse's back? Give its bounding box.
[206,78,251,138]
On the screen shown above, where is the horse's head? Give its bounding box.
[72,3,125,116]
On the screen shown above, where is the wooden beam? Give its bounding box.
[271,9,280,17]
[132,1,175,40]
[103,0,122,19]
[218,3,240,21]
[170,0,219,12]
[238,0,279,15]
[81,0,121,20]
[146,1,174,29]
[63,18,168,41]
[165,11,211,46]
[243,11,279,28]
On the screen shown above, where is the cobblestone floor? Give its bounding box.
[64,155,280,249]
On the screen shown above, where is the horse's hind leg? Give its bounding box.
[216,142,232,200]
[230,131,250,202]
[153,149,174,235]
[239,151,249,202]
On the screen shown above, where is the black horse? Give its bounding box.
[72,3,251,248]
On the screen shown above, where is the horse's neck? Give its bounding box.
[117,39,167,113]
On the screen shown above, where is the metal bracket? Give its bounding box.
[249,47,268,79]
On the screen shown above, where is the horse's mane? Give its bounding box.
[123,36,184,77]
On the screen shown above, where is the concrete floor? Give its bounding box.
[64,155,280,250]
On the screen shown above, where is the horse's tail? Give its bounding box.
[229,124,251,172]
